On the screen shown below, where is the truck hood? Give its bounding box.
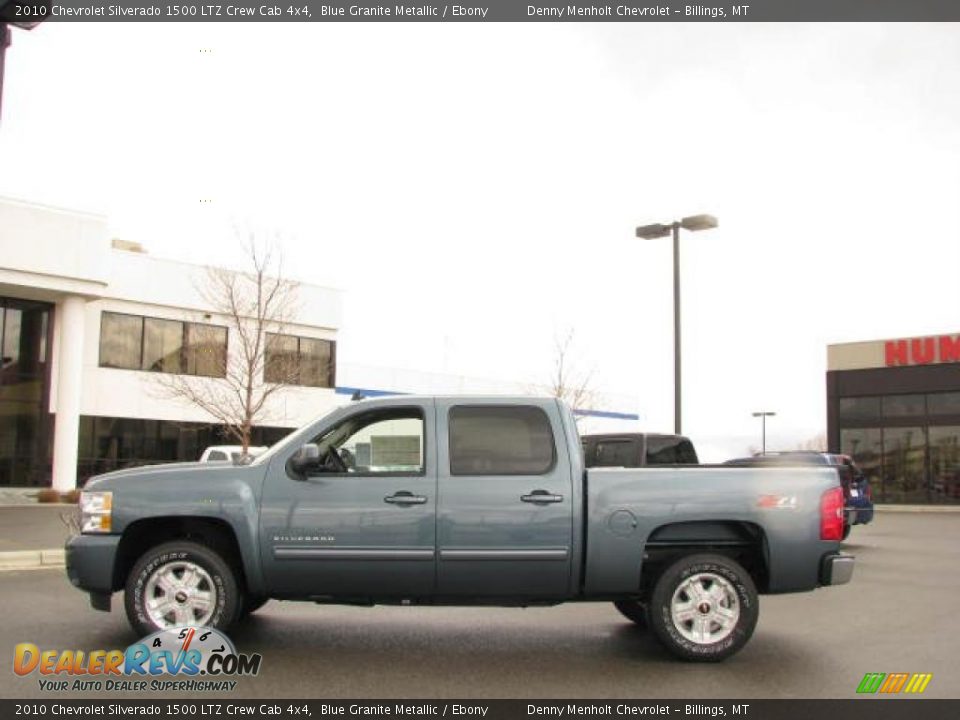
[85,461,250,489]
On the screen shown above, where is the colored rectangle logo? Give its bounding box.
[857,673,932,694]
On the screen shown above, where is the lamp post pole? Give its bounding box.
[672,222,681,435]
[635,214,717,435]
[752,411,776,455]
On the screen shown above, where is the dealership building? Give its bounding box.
[0,197,637,491]
[827,333,960,504]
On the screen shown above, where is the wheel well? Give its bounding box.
[113,517,247,593]
[638,521,769,595]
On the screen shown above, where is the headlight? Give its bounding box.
[79,491,113,534]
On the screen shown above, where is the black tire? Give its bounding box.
[613,598,648,628]
[240,595,269,618]
[124,540,240,637]
[647,553,759,662]
[841,523,852,540]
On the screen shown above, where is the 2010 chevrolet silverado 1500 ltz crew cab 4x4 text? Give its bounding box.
[66,396,854,661]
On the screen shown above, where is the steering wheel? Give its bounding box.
[324,447,348,473]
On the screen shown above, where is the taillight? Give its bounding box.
[865,483,873,501]
[820,486,845,541]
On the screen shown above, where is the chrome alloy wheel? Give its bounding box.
[144,561,217,628]
[670,572,740,645]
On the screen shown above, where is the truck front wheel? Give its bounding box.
[124,541,240,636]
[647,553,758,662]
[239,595,269,618]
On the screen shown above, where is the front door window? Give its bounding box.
[315,409,424,475]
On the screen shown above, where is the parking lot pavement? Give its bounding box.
[2,513,958,700]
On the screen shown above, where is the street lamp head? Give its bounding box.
[635,223,672,240]
[680,214,718,232]
[752,411,776,417]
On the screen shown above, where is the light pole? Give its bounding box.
[635,214,718,435]
[752,411,776,455]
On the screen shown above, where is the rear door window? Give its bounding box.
[449,406,556,475]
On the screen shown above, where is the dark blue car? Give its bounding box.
[723,451,873,539]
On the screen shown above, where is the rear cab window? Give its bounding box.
[646,437,699,465]
[593,440,637,467]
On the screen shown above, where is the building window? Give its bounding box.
[299,337,334,387]
[881,427,927,503]
[882,394,926,418]
[928,392,960,417]
[841,427,883,492]
[77,415,292,484]
[929,426,960,502]
[99,313,143,370]
[185,324,227,378]
[449,405,556,476]
[0,298,54,488]
[839,396,881,421]
[143,317,183,373]
[99,312,227,378]
[264,333,335,388]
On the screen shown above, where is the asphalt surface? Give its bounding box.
[0,506,77,552]
[2,513,958,700]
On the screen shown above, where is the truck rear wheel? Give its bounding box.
[124,541,240,636]
[613,598,648,628]
[647,553,758,662]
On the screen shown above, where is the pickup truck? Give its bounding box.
[66,396,854,662]
[723,452,874,539]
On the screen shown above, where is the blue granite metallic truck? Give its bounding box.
[66,396,854,661]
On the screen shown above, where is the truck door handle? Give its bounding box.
[521,490,564,504]
[384,492,427,505]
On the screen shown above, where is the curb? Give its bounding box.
[0,549,65,571]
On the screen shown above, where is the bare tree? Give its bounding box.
[547,329,596,420]
[155,238,302,454]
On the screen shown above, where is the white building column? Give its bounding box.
[52,295,86,492]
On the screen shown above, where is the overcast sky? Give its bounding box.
[1,22,958,460]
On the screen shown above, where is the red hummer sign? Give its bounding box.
[885,335,960,366]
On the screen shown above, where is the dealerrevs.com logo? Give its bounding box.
[14,626,262,692]
[856,672,933,695]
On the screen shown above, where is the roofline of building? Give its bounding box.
[108,243,344,295]
[828,330,958,349]
[0,194,107,222]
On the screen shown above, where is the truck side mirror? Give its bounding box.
[290,443,321,477]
